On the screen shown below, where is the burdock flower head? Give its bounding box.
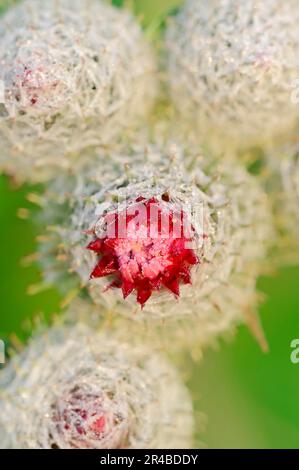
[165,0,299,152]
[0,322,194,449]
[37,142,272,349]
[0,0,156,183]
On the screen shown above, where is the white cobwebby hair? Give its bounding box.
[281,149,299,223]
[165,0,299,152]
[0,0,157,182]
[266,143,299,264]
[37,141,273,351]
[0,321,194,449]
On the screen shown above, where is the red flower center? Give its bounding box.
[87,197,199,306]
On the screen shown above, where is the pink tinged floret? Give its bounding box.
[87,197,199,307]
[53,392,108,448]
[12,63,59,107]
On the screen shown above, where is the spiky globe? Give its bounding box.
[0,0,156,183]
[165,0,299,152]
[266,143,299,263]
[37,142,272,349]
[0,321,194,449]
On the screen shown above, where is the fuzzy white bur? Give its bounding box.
[37,142,272,350]
[0,322,194,449]
[166,0,299,152]
[0,0,157,183]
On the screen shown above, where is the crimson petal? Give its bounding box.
[90,256,117,279]
[87,239,103,252]
[179,267,192,285]
[164,279,180,297]
[137,288,152,307]
[184,249,199,265]
[122,280,134,299]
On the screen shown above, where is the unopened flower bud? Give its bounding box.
[0,322,194,449]
[0,0,156,182]
[165,0,299,151]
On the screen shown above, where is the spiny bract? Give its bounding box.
[165,0,299,152]
[0,0,156,183]
[0,321,194,449]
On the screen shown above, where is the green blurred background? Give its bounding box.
[1,0,299,449]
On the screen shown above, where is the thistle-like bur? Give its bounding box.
[0,322,194,449]
[37,142,272,349]
[165,0,299,152]
[0,0,156,183]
